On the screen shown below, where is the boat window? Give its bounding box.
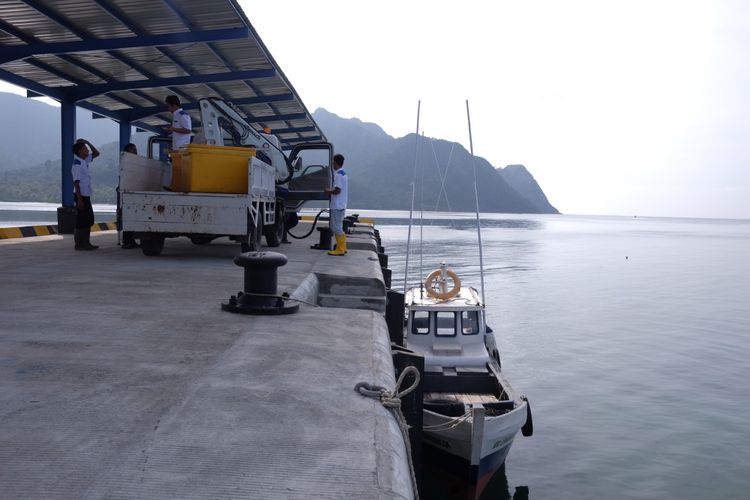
[461,311,479,335]
[411,311,430,335]
[435,312,457,337]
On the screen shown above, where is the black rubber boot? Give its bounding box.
[74,228,84,250]
[81,228,99,250]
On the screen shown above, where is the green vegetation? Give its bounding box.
[0,142,120,204]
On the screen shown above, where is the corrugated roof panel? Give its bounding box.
[1,1,79,43]
[0,0,325,142]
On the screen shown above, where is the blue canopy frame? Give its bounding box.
[0,0,325,223]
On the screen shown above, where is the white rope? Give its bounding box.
[430,138,455,212]
[229,291,319,308]
[422,411,472,431]
[355,366,421,499]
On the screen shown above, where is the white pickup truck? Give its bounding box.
[119,98,334,256]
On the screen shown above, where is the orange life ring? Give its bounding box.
[424,269,461,300]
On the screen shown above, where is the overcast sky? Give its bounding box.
[2,1,747,219]
[240,0,750,219]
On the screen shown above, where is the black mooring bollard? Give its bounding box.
[222,251,299,315]
[311,226,332,250]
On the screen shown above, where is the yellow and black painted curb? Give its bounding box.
[300,215,375,224]
[0,222,117,240]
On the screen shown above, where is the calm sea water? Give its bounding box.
[372,213,750,500]
[3,204,749,498]
[0,202,115,227]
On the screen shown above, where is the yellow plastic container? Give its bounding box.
[180,144,257,194]
[169,151,183,192]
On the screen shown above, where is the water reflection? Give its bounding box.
[421,462,530,500]
[367,217,544,231]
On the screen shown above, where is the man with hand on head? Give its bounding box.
[71,138,100,251]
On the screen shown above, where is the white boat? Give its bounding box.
[398,100,532,497]
[403,264,533,498]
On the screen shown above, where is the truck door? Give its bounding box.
[283,142,334,209]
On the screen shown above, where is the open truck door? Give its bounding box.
[283,142,334,212]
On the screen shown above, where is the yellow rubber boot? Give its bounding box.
[328,234,347,256]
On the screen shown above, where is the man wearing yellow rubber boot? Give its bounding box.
[325,154,348,256]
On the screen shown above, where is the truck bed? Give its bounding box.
[121,191,249,235]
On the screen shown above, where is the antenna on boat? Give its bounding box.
[466,100,486,307]
[403,100,421,295]
[419,131,425,300]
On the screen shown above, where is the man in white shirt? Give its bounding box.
[71,138,100,250]
[164,95,192,150]
[324,154,348,256]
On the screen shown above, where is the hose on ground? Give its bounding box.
[285,209,329,240]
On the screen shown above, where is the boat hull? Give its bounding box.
[423,439,514,499]
[421,402,526,497]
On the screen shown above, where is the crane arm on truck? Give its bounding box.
[198,98,293,184]
[119,97,335,256]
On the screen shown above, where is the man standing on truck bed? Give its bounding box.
[164,95,192,150]
[71,138,100,251]
[325,154,348,256]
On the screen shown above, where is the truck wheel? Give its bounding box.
[189,236,215,245]
[141,235,165,256]
[264,205,285,248]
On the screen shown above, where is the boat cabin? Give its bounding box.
[404,286,492,372]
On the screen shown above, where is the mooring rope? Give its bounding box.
[355,365,421,499]
[226,291,320,308]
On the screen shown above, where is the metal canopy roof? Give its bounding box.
[0,0,325,147]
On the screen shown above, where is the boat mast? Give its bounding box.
[419,131,425,300]
[403,100,421,294]
[466,100,486,307]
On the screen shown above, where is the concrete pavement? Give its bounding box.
[0,224,412,499]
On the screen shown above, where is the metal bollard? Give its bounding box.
[311,226,332,250]
[222,251,299,315]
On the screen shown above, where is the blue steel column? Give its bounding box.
[57,99,77,233]
[119,120,131,151]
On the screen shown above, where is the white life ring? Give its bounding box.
[424,268,461,300]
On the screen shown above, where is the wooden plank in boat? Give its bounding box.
[425,392,500,404]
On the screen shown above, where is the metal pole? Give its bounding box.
[465,100,486,308]
[419,132,424,299]
[60,100,76,207]
[403,101,421,294]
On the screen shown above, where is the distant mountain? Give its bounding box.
[0,93,558,213]
[314,108,559,214]
[498,164,558,213]
[0,92,121,171]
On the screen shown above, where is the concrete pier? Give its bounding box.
[0,223,412,499]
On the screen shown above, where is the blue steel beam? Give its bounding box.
[161,0,309,135]
[271,126,317,134]
[121,93,295,121]
[119,120,131,150]
[73,68,276,100]
[0,28,250,64]
[60,100,75,206]
[0,17,157,109]
[54,53,161,107]
[23,58,84,86]
[0,67,66,100]
[18,0,190,104]
[247,113,307,123]
[91,0,229,110]
[281,136,323,145]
